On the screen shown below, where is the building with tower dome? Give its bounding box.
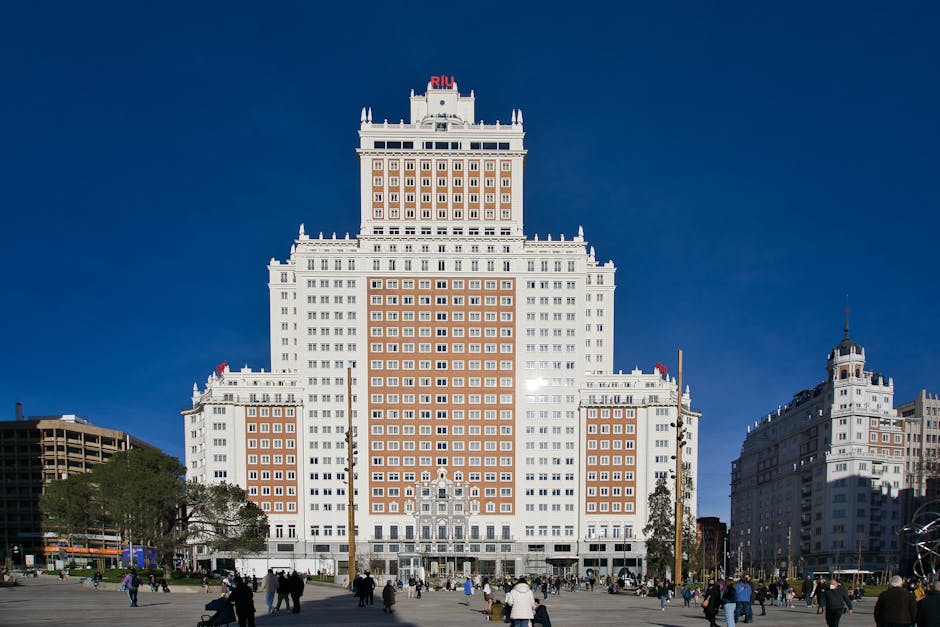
[730,323,904,576]
[182,78,700,579]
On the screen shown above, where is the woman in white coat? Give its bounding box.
[505,577,536,627]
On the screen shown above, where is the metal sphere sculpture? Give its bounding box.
[903,498,940,581]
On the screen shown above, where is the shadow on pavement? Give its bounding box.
[254,586,420,626]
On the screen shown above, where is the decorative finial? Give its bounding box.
[299,223,305,236]
[360,107,366,123]
[511,110,517,124]
[367,108,372,123]
[517,109,523,124]
[844,295,851,339]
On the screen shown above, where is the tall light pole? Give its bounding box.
[673,349,685,583]
[723,536,728,577]
[345,367,357,582]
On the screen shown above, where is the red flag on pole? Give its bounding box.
[655,362,668,376]
[215,361,228,376]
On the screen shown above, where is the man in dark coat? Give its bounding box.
[918,580,940,627]
[802,576,815,607]
[288,571,305,614]
[228,575,257,627]
[874,575,918,627]
[363,571,376,606]
[820,578,853,627]
[533,598,552,627]
[275,571,291,613]
[382,579,396,613]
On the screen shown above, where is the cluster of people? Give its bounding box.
[488,576,552,627]
[258,569,305,615]
[698,575,825,627]
[873,575,940,627]
[211,568,304,627]
[146,573,171,593]
[689,571,940,627]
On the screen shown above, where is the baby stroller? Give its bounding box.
[197,597,236,627]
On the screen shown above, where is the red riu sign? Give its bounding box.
[430,75,455,88]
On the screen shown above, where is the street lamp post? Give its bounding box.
[723,537,728,578]
[345,367,357,582]
[673,349,685,584]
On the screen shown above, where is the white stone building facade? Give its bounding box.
[730,329,904,576]
[183,79,698,579]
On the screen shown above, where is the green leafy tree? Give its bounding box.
[643,476,675,578]
[184,481,268,556]
[40,473,98,543]
[681,470,701,580]
[40,448,268,576]
[93,448,186,574]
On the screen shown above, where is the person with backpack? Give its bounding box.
[120,569,141,607]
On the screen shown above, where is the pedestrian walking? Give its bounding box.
[363,571,376,606]
[755,581,768,616]
[874,575,917,627]
[288,570,304,613]
[383,580,396,613]
[735,576,754,623]
[802,576,815,607]
[259,569,276,614]
[505,576,536,627]
[657,579,671,611]
[820,578,853,627]
[815,577,828,612]
[275,571,291,613]
[702,578,721,627]
[120,569,141,607]
[407,574,416,598]
[721,578,737,627]
[228,575,256,627]
[463,577,474,605]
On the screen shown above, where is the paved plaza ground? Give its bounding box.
[0,576,879,627]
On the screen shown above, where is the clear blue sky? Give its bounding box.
[2,2,938,521]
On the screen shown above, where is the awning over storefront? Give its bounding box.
[545,557,579,566]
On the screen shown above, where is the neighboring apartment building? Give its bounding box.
[183,78,699,579]
[898,390,940,573]
[730,327,904,577]
[697,516,728,577]
[0,403,153,568]
[900,390,940,501]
